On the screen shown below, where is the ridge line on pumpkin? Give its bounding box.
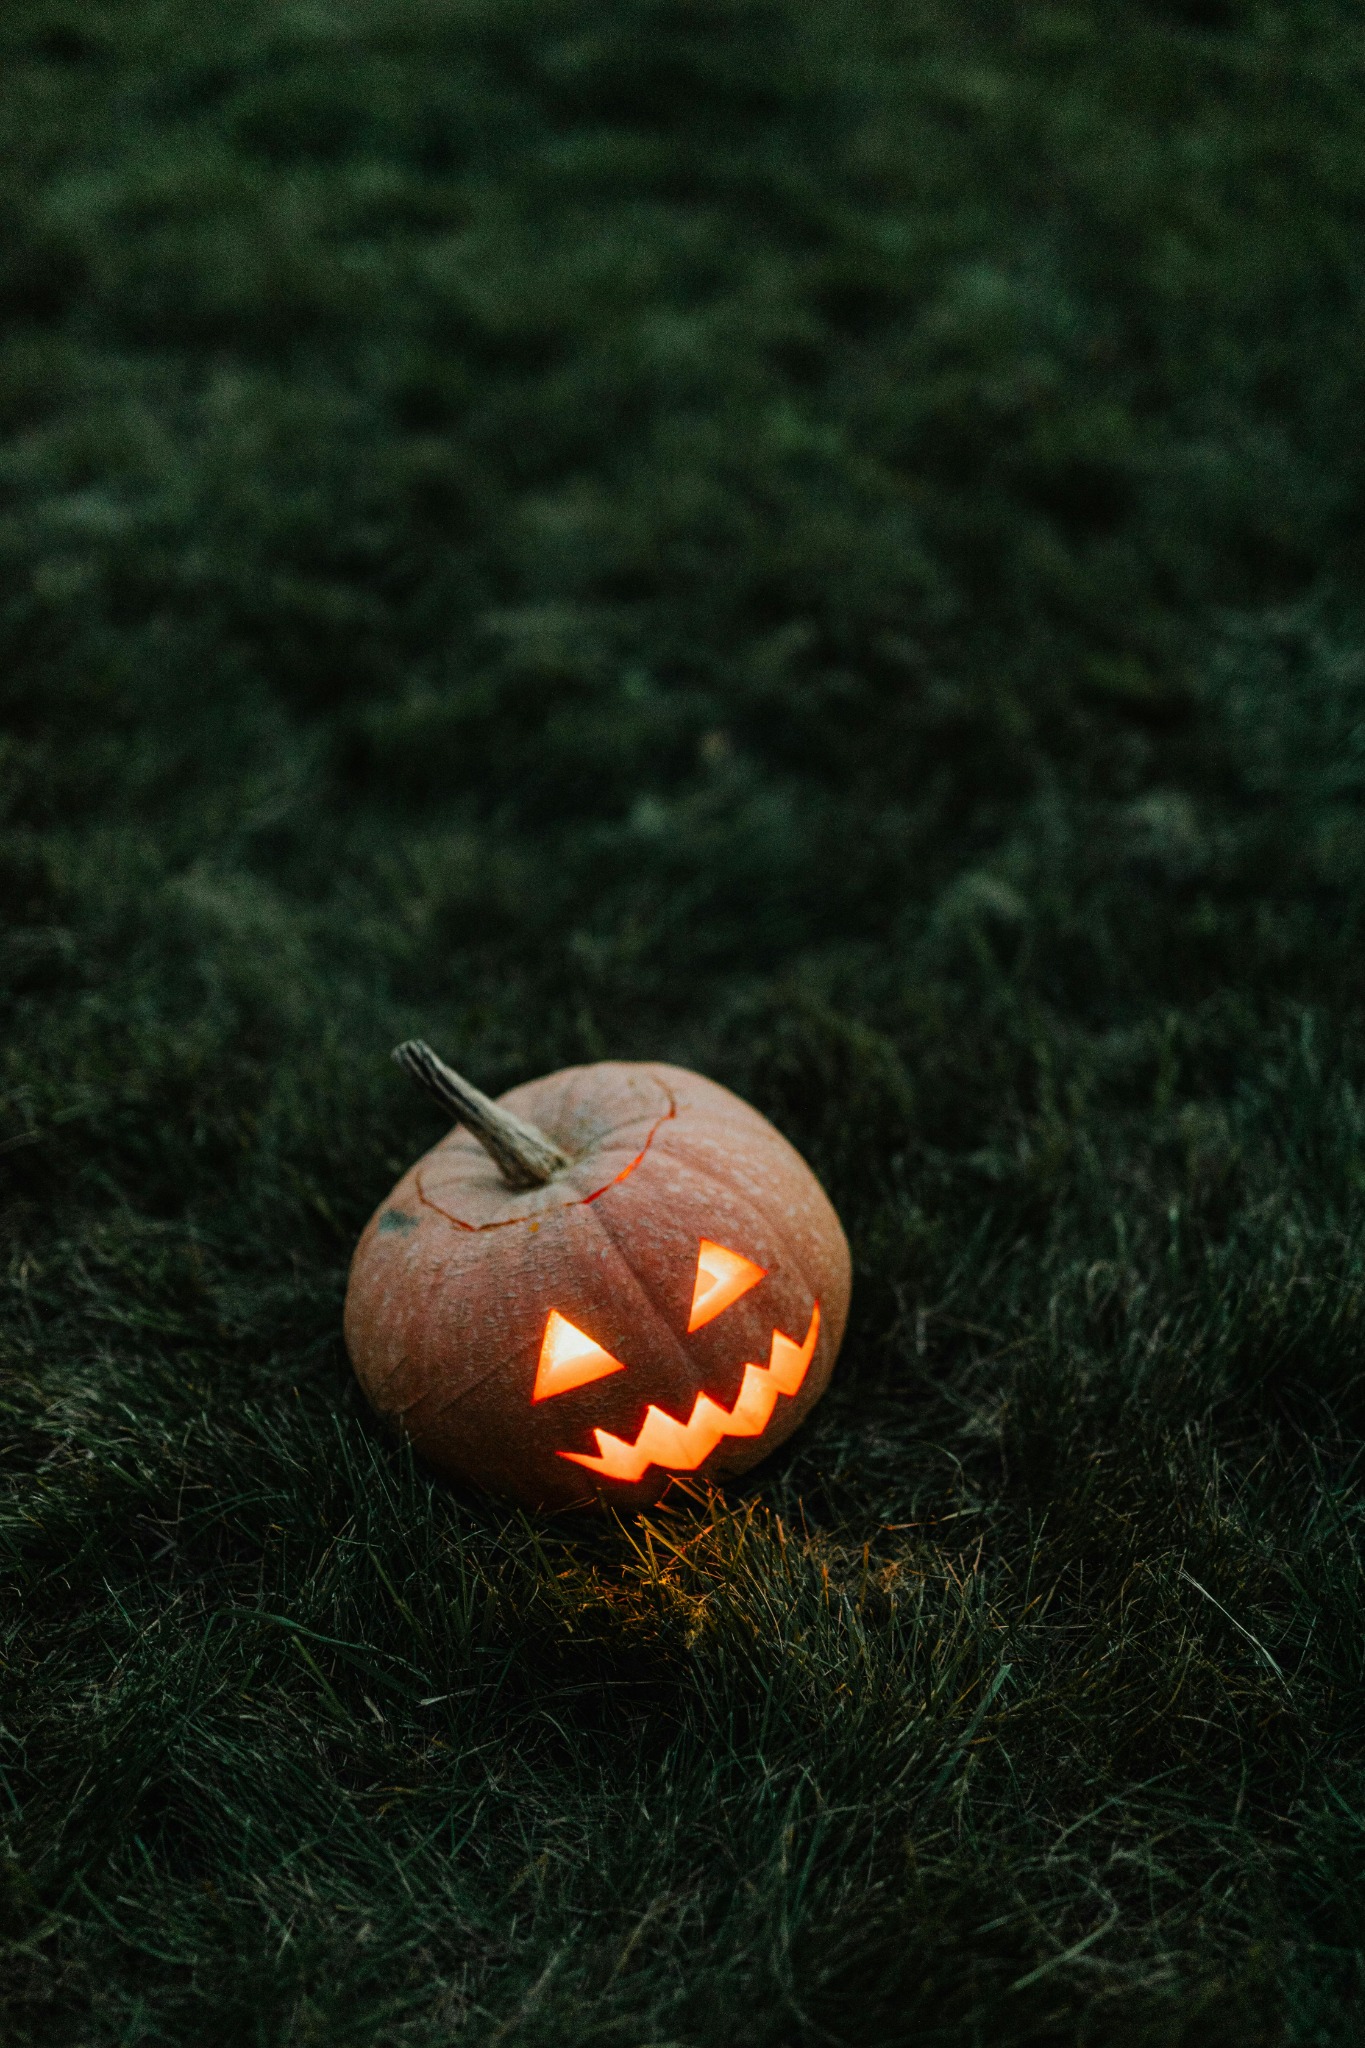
[558,1301,821,1483]
[648,1126,829,1272]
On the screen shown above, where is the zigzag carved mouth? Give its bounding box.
[558,1302,820,1484]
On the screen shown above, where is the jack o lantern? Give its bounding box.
[344,1042,851,1510]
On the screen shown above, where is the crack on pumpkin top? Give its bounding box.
[414,1086,677,1232]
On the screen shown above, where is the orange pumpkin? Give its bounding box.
[344,1042,851,1509]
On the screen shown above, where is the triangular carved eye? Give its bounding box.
[687,1239,766,1333]
[533,1312,626,1401]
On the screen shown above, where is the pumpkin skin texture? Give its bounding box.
[344,1060,851,1511]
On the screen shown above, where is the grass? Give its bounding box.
[4,0,1365,2038]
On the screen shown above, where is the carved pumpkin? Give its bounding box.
[344,1042,851,1509]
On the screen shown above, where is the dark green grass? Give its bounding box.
[5,0,1365,2038]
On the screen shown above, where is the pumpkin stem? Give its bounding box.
[392,1040,569,1190]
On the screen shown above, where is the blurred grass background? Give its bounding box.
[5,0,1365,2039]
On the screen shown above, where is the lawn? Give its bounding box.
[4,0,1365,2040]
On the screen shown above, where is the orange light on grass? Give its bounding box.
[560,1301,820,1482]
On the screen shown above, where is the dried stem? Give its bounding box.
[392,1040,569,1191]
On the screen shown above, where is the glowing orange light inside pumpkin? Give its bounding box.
[560,1300,820,1481]
[532,1311,626,1401]
[687,1238,767,1332]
